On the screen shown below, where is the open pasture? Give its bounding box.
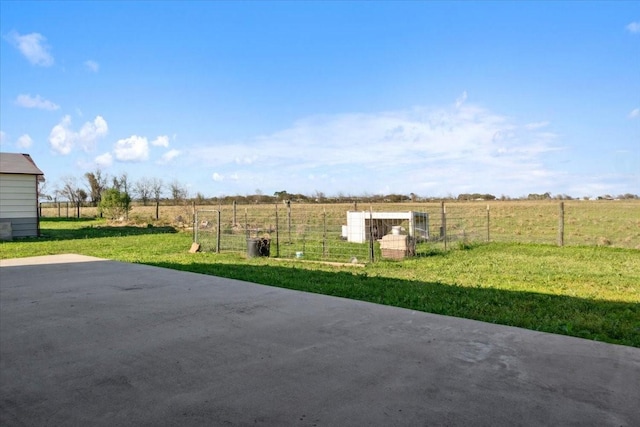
[40,200,640,252]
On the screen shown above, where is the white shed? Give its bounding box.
[0,153,45,239]
[345,211,429,243]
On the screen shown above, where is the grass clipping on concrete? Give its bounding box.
[1,218,639,347]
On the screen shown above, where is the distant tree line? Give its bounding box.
[38,170,639,218]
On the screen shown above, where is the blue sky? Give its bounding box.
[1,1,638,198]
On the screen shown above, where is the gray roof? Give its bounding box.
[0,152,45,175]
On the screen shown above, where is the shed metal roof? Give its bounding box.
[0,152,45,176]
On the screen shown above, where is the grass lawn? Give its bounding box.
[2,218,639,347]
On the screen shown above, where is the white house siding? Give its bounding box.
[0,173,39,237]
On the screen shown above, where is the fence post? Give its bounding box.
[216,210,221,253]
[558,201,565,247]
[194,210,199,244]
[443,204,447,251]
[233,200,237,226]
[245,208,248,239]
[440,201,445,240]
[39,202,43,218]
[322,209,327,258]
[192,201,196,242]
[368,207,375,262]
[275,204,280,257]
[287,200,292,244]
[486,204,490,242]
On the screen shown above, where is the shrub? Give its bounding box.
[99,188,132,220]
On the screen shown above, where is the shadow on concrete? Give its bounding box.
[3,256,638,426]
[145,261,640,348]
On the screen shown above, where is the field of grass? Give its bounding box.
[2,217,639,347]
[40,199,640,250]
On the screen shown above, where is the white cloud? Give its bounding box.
[79,116,108,149]
[626,22,640,34]
[7,31,54,67]
[16,134,33,149]
[15,94,60,111]
[95,152,113,168]
[212,172,224,182]
[157,148,181,164]
[84,60,99,72]
[189,101,563,196]
[0,131,6,145]
[49,116,73,154]
[151,135,170,147]
[114,135,149,162]
[48,115,109,154]
[628,108,640,119]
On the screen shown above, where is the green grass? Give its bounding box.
[2,218,639,347]
[40,200,640,249]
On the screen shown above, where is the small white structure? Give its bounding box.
[345,211,429,243]
[0,153,45,239]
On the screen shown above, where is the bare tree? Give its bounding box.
[169,180,188,205]
[38,179,52,201]
[112,172,129,193]
[59,176,88,218]
[84,169,108,206]
[151,178,163,220]
[134,177,153,206]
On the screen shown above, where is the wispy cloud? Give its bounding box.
[524,121,549,130]
[189,102,562,196]
[15,94,59,111]
[211,172,239,182]
[157,149,181,164]
[626,22,640,34]
[84,60,99,72]
[48,115,108,155]
[94,152,113,168]
[455,91,467,108]
[6,31,54,66]
[151,135,170,147]
[0,131,6,146]
[628,108,640,119]
[16,134,33,149]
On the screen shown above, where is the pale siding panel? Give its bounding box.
[0,173,38,219]
[2,217,38,238]
[1,190,35,199]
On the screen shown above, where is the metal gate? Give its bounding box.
[194,210,220,252]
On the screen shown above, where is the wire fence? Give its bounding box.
[191,201,640,262]
[39,200,640,261]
